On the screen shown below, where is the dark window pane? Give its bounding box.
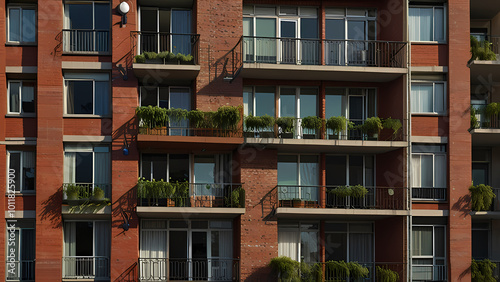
[68,81,93,114]
[325,233,347,261]
[75,222,93,256]
[68,4,93,29]
[169,154,189,182]
[22,82,35,113]
[326,156,346,186]
[9,153,21,191]
[472,229,489,260]
[140,87,157,107]
[75,152,93,183]
[301,18,318,39]
[9,82,20,113]
[349,156,363,186]
[94,3,110,30]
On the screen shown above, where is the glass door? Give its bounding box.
[255,18,276,63]
[280,19,298,64]
[348,95,364,139]
[171,9,192,55]
[347,20,367,65]
[169,231,188,280]
[191,232,208,280]
[325,19,345,65]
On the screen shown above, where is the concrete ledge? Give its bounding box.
[470,211,500,219]
[5,66,37,73]
[411,136,448,143]
[1,137,37,145]
[62,61,113,70]
[411,66,448,73]
[276,207,408,219]
[63,135,112,143]
[62,205,111,219]
[410,209,449,217]
[136,206,245,218]
[132,63,200,80]
[5,210,36,219]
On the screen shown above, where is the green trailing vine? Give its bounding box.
[269,256,300,282]
[469,184,496,211]
[134,51,194,63]
[360,117,383,135]
[213,106,242,131]
[325,260,350,280]
[326,116,351,134]
[382,118,402,138]
[470,36,497,62]
[470,106,480,130]
[244,115,275,131]
[350,185,368,198]
[376,266,399,282]
[301,116,324,130]
[276,117,296,133]
[471,259,497,282]
[300,262,323,282]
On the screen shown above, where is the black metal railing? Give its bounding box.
[242,36,407,68]
[62,29,110,53]
[139,126,243,138]
[62,256,110,279]
[375,262,407,281]
[138,258,239,281]
[411,187,446,201]
[131,32,200,64]
[412,264,446,281]
[322,262,374,281]
[275,185,407,210]
[62,183,112,202]
[137,183,244,208]
[6,260,35,281]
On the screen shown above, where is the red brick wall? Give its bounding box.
[110,0,141,280]
[5,46,37,66]
[411,44,448,66]
[61,55,112,63]
[4,195,36,211]
[411,116,448,136]
[0,0,7,277]
[239,148,278,280]
[63,118,113,136]
[5,118,37,138]
[376,148,406,188]
[35,0,64,280]
[447,0,471,280]
[375,217,405,262]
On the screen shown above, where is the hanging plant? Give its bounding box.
[213,105,241,131]
[276,117,296,133]
[166,108,189,123]
[383,118,402,138]
[376,266,399,282]
[325,260,350,280]
[471,259,497,282]
[469,184,496,211]
[301,116,324,130]
[188,110,205,128]
[350,185,368,198]
[360,117,383,136]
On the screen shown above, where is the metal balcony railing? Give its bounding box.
[137,183,244,208]
[131,32,200,64]
[62,29,110,54]
[242,36,407,68]
[139,126,243,138]
[411,187,446,201]
[62,256,110,279]
[62,183,111,201]
[138,258,239,281]
[412,264,446,281]
[274,185,407,210]
[6,260,35,281]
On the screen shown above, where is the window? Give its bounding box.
[324,222,373,278]
[409,5,446,42]
[64,73,110,116]
[8,81,35,114]
[141,154,189,183]
[5,221,35,281]
[139,7,192,55]
[63,1,110,52]
[412,225,446,281]
[472,222,490,260]
[7,6,36,44]
[64,145,110,195]
[243,86,276,117]
[278,222,318,263]
[63,221,110,279]
[243,6,319,64]
[411,82,446,114]
[139,219,233,281]
[278,155,319,201]
[411,144,446,200]
[7,151,35,192]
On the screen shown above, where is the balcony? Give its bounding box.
[411,187,447,201]
[62,183,111,215]
[6,260,35,281]
[239,37,408,82]
[62,256,110,280]
[244,117,407,154]
[131,32,200,81]
[269,185,408,219]
[62,29,110,55]
[319,262,406,282]
[470,187,500,217]
[136,182,245,218]
[138,258,239,282]
[470,108,500,145]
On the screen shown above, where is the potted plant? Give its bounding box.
[269,256,300,282]
[361,117,383,140]
[382,118,402,140]
[292,198,304,208]
[244,115,275,138]
[276,116,296,138]
[376,266,399,282]
[65,184,80,201]
[134,54,146,63]
[225,186,245,208]
[326,116,350,140]
[92,186,106,201]
[143,51,161,63]
[174,181,190,207]
[301,116,324,139]
[213,105,242,135]
[164,181,176,207]
[329,186,352,208]
[485,103,500,128]
[469,184,496,211]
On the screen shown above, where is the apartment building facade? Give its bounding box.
[0,0,473,281]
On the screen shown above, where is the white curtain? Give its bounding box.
[211,230,233,281]
[140,229,167,280]
[94,81,109,116]
[349,233,373,263]
[412,227,433,256]
[95,221,111,278]
[409,8,433,41]
[300,162,319,201]
[66,81,75,114]
[278,229,299,261]
[63,222,76,278]
[94,151,110,194]
[64,152,76,183]
[435,155,446,188]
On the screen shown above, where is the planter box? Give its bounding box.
[292,200,304,208]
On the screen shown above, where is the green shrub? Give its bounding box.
[485,103,500,119]
[347,262,369,279]
[143,51,158,60]
[93,186,105,200]
[65,184,81,199]
[301,116,324,130]
[188,110,205,128]
[330,186,352,198]
[245,115,275,131]
[269,256,300,282]
[383,118,402,138]
[471,259,497,282]
[134,54,146,63]
[471,36,497,61]
[300,262,323,282]
[325,260,350,279]
[225,186,245,208]
[276,117,296,133]
[326,116,349,133]
[376,266,399,282]
[350,185,368,198]
[213,106,241,131]
[158,51,171,60]
[360,117,383,135]
[469,184,496,211]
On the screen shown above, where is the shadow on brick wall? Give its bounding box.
[39,186,63,228]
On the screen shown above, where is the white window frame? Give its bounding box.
[409,5,447,43]
[324,221,374,264]
[139,86,191,108]
[277,221,319,263]
[411,225,446,281]
[6,150,35,193]
[243,85,276,117]
[6,5,37,44]
[471,222,491,260]
[411,81,447,115]
[325,154,376,187]
[411,144,447,201]
[63,144,110,186]
[7,80,36,115]
[63,73,110,117]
